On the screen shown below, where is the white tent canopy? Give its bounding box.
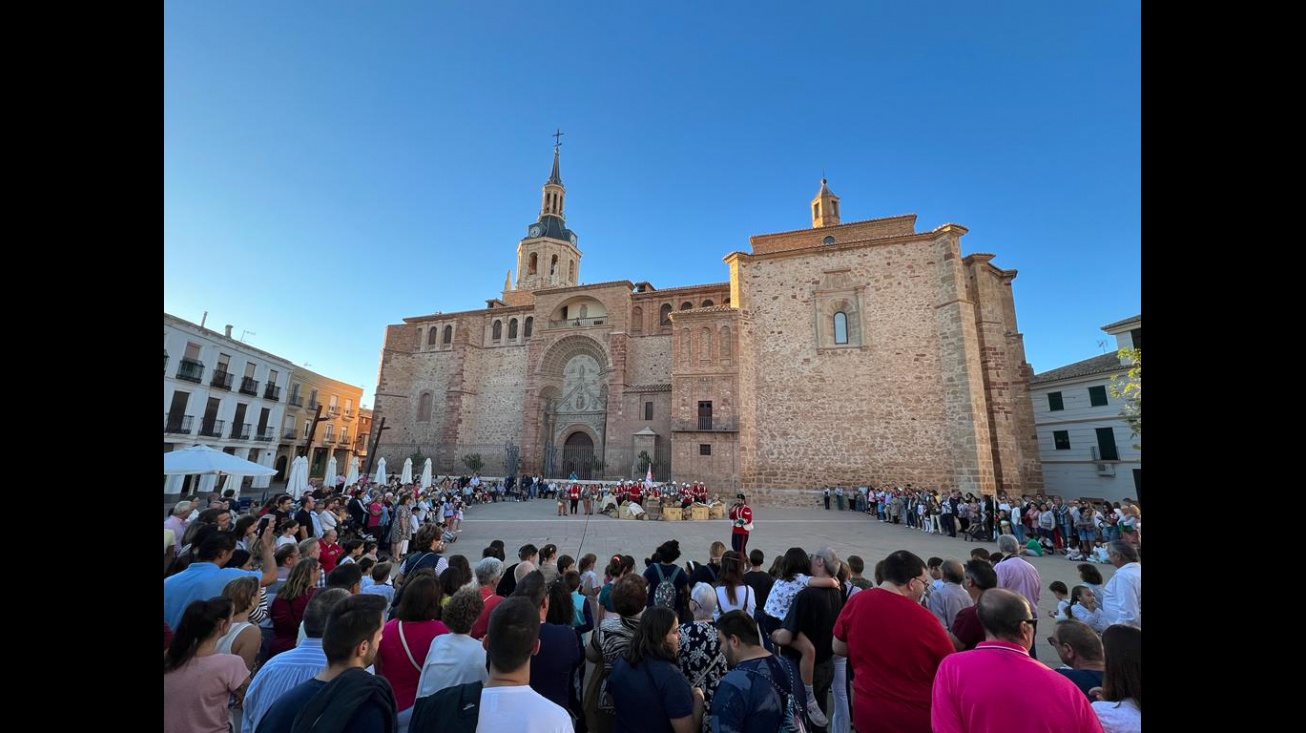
[345,457,360,487]
[420,458,433,490]
[401,457,413,485]
[286,456,310,500]
[374,457,387,485]
[324,456,338,487]
[164,444,277,476]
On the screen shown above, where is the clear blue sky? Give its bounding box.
[164,2,1141,408]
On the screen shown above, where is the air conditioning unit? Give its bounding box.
[1095,463,1116,476]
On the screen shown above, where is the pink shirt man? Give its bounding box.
[931,640,1103,733]
[994,556,1040,612]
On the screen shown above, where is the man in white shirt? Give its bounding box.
[927,560,974,629]
[469,596,573,732]
[1100,541,1141,628]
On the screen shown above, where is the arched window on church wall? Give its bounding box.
[833,312,849,345]
[443,325,453,345]
[631,306,643,333]
[700,327,712,365]
[569,260,576,282]
[427,328,437,346]
[508,318,518,340]
[660,304,673,327]
[550,255,558,276]
[492,320,503,341]
[701,300,714,307]
[524,317,533,338]
[680,329,692,367]
[417,392,433,422]
[720,326,732,363]
[528,253,538,274]
[680,301,693,311]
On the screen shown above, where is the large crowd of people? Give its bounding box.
[164,478,1141,733]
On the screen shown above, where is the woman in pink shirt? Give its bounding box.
[374,572,449,730]
[163,597,250,733]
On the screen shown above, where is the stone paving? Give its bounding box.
[445,498,1121,663]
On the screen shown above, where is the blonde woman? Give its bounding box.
[217,577,262,733]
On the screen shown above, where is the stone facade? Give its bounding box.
[372,155,1042,503]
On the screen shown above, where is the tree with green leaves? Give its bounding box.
[636,450,653,474]
[461,453,484,474]
[1110,348,1140,446]
[410,449,427,468]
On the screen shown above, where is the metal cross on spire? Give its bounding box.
[553,128,564,149]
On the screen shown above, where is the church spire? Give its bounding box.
[504,269,512,292]
[540,134,566,219]
[811,177,841,228]
[548,146,563,185]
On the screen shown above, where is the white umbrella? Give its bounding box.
[286,456,310,500]
[401,457,413,485]
[374,457,387,485]
[222,473,239,496]
[324,455,338,486]
[420,458,433,490]
[163,444,278,476]
[345,456,360,487]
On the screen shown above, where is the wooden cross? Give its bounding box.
[553,128,564,149]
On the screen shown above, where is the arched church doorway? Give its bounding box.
[562,431,595,480]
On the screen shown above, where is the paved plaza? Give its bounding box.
[448,498,1120,663]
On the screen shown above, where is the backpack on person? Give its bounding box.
[408,681,481,733]
[741,655,808,733]
[652,564,681,610]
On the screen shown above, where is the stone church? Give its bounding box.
[373,148,1042,502]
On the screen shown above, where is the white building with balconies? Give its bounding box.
[164,313,295,496]
[1030,315,1141,504]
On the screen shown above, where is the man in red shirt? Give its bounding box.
[728,494,752,555]
[833,549,954,733]
[568,483,581,515]
[318,528,343,573]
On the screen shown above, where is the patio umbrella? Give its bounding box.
[345,456,360,487]
[420,458,433,490]
[374,457,387,485]
[401,457,413,485]
[286,456,310,500]
[222,472,239,496]
[163,444,278,476]
[324,455,338,487]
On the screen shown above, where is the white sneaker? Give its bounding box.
[806,698,828,727]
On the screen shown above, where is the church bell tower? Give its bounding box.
[514,135,582,292]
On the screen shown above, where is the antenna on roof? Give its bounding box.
[241,330,256,343]
[1097,339,1107,353]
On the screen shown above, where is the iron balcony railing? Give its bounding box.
[283,428,298,440]
[289,395,304,407]
[255,430,275,442]
[164,414,194,434]
[230,423,252,440]
[239,377,260,396]
[176,359,205,383]
[671,417,739,432]
[547,317,607,329]
[264,384,281,401]
[198,419,226,438]
[210,371,233,390]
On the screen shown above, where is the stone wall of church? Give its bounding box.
[625,333,673,387]
[461,342,529,447]
[965,256,1044,494]
[733,234,961,499]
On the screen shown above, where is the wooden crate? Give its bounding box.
[691,505,710,521]
[663,506,682,521]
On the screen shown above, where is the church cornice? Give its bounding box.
[627,383,672,393]
[534,280,635,296]
[401,303,535,324]
[631,281,730,298]
[748,213,919,243]
[725,226,961,265]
